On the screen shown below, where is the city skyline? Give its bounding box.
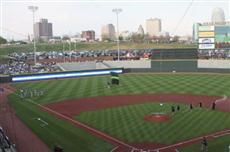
[1,0,229,40]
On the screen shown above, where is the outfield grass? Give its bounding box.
[9,74,230,151]
[76,103,230,144]
[180,136,230,152]
[12,74,230,104]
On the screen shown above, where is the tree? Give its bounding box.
[130,33,144,43]
[119,35,123,41]
[62,36,70,41]
[0,36,7,44]
[172,35,180,43]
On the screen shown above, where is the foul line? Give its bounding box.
[29,100,135,150]
[2,87,135,151]
[212,130,230,138]
[110,146,119,152]
[155,129,230,151]
[215,95,228,104]
[3,87,230,152]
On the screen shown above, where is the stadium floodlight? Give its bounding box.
[112,8,122,61]
[28,6,38,65]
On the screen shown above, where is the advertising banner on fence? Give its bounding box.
[199,44,215,49]
[199,32,215,38]
[198,26,214,31]
[199,38,215,43]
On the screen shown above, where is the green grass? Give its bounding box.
[180,136,230,152]
[9,73,230,151]
[76,103,230,144]
[12,74,230,104]
[0,42,197,57]
[9,94,113,152]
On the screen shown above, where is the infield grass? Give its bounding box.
[76,102,230,144]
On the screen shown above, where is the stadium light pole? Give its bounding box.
[28,6,38,65]
[112,8,122,61]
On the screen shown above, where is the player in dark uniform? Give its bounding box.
[177,105,180,111]
[201,137,208,152]
[212,102,216,110]
[171,106,175,112]
[199,102,202,108]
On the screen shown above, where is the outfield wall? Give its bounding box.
[1,60,230,83]
[126,68,230,73]
[103,60,151,68]
[58,61,97,71]
[198,60,230,69]
[151,49,197,59]
[151,60,197,72]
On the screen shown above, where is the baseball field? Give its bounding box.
[7,73,230,152]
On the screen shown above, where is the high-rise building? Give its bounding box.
[146,18,161,37]
[81,30,95,42]
[101,24,116,41]
[34,18,53,41]
[137,25,144,35]
[211,7,225,24]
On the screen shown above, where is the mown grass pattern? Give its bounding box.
[76,103,230,144]
[9,95,113,152]
[10,74,230,152]
[12,74,230,104]
[180,136,230,152]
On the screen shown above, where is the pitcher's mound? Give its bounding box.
[144,112,171,122]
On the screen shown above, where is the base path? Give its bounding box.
[0,83,51,152]
[45,94,230,152]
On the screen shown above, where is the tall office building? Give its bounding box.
[146,18,161,37]
[101,24,116,41]
[81,30,95,42]
[137,25,144,35]
[34,18,53,41]
[211,7,225,24]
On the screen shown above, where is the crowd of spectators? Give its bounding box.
[7,49,152,61]
[1,50,151,75]
[198,49,230,59]
[0,127,16,152]
[0,59,60,75]
[1,49,229,75]
[8,49,230,62]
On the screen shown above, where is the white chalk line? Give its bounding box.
[215,95,228,104]
[155,129,230,151]
[110,146,119,152]
[3,87,135,150]
[212,130,230,138]
[3,87,230,152]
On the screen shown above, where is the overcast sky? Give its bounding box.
[1,0,229,40]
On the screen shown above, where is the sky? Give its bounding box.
[0,0,229,40]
